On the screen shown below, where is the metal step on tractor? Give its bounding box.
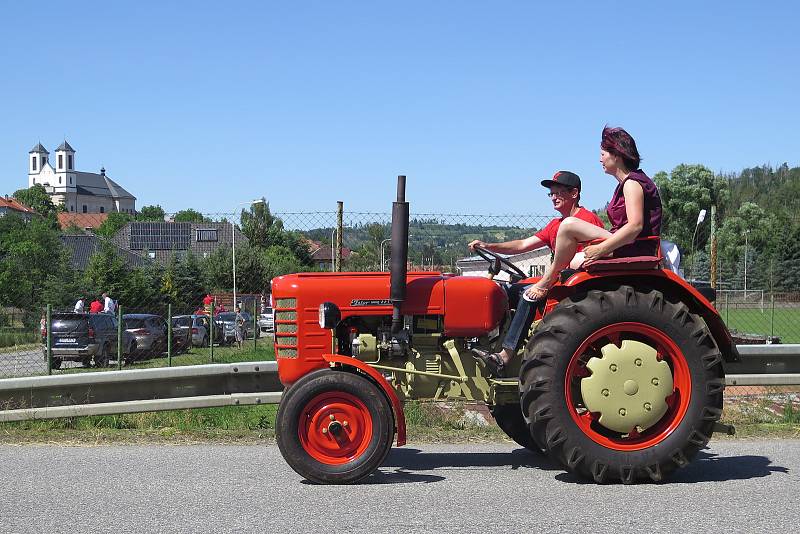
[273,176,738,484]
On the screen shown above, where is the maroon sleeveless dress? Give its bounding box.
[606,170,662,257]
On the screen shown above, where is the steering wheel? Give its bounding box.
[473,246,527,282]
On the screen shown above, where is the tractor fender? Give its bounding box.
[322,354,407,447]
[560,269,740,363]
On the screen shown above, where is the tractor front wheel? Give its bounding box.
[520,286,725,483]
[276,369,395,484]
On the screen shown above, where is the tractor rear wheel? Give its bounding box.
[491,403,543,454]
[276,369,395,484]
[520,286,725,483]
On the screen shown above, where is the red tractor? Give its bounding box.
[273,176,737,484]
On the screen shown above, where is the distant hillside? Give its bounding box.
[724,163,800,217]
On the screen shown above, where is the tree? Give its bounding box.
[240,200,313,266]
[137,205,165,221]
[174,209,209,223]
[12,184,61,226]
[83,242,130,300]
[95,212,133,237]
[0,214,73,311]
[262,245,312,281]
[240,199,277,248]
[653,164,729,253]
[203,247,233,291]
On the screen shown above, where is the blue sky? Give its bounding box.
[1,1,798,216]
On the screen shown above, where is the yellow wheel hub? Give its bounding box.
[580,340,673,433]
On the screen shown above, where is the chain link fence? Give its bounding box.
[1,207,799,424]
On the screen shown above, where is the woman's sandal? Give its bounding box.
[471,348,506,378]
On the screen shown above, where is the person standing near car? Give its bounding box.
[73,297,86,313]
[234,306,245,349]
[468,171,605,377]
[102,292,116,314]
[89,296,103,314]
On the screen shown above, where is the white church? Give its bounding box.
[28,141,136,214]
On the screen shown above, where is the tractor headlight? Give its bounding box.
[318,302,341,329]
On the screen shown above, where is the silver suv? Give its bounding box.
[258,307,274,334]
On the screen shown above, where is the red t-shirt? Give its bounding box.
[89,300,103,313]
[534,207,605,251]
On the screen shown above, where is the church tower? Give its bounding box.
[55,140,75,172]
[28,143,48,187]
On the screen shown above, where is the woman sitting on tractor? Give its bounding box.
[525,125,663,301]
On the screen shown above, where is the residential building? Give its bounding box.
[58,213,109,232]
[113,221,247,263]
[0,196,35,221]
[59,234,152,271]
[305,239,352,270]
[28,141,136,214]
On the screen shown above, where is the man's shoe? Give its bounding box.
[471,348,506,378]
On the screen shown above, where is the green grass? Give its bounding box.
[1,394,798,444]
[52,342,275,375]
[0,330,38,348]
[720,307,800,343]
[0,401,506,444]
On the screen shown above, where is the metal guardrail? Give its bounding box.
[1,345,799,423]
[0,361,281,422]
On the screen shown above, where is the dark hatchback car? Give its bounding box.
[42,312,134,368]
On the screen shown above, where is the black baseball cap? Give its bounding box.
[541,170,581,190]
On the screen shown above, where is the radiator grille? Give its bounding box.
[275,298,297,307]
[275,310,297,321]
[277,335,298,345]
[276,323,297,333]
[276,348,297,358]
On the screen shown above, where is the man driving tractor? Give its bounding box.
[468,170,604,377]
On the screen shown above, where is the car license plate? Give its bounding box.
[58,338,77,343]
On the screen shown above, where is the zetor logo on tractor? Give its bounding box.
[272,176,738,485]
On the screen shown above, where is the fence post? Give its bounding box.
[253,299,258,352]
[167,303,173,367]
[771,293,775,338]
[336,200,343,272]
[117,305,123,370]
[46,304,52,375]
[210,302,214,363]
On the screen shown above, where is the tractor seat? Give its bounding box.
[578,236,663,273]
[581,255,662,273]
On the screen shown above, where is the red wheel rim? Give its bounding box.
[298,391,374,465]
[564,322,691,451]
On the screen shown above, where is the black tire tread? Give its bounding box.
[276,369,395,484]
[520,285,725,484]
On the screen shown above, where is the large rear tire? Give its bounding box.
[520,285,725,483]
[276,369,395,484]
[491,403,544,454]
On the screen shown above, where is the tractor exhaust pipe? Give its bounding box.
[390,175,409,334]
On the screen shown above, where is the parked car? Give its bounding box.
[258,307,274,334]
[123,314,168,359]
[42,312,135,368]
[170,315,194,353]
[216,311,258,344]
[188,314,225,347]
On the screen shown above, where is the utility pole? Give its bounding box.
[710,204,717,288]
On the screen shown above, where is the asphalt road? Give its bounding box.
[0,440,796,533]
[0,347,49,377]
[0,347,108,377]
